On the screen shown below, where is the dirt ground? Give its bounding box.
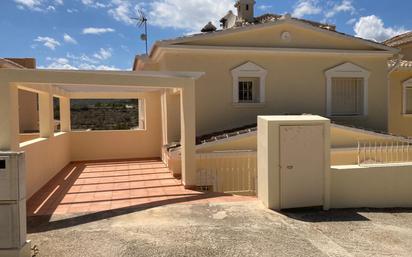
[28,201,412,257]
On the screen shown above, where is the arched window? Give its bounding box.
[325,63,370,116]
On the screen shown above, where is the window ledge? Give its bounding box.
[233,102,265,108]
[54,132,67,137]
[20,137,48,148]
[70,129,146,133]
[401,114,412,117]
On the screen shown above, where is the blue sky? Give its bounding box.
[1,0,411,70]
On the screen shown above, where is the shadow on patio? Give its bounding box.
[27,159,255,233]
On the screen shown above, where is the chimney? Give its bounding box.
[235,0,256,23]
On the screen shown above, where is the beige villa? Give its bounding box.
[2,1,412,256]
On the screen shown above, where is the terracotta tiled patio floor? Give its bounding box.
[27,159,256,216]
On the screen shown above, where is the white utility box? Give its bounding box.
[0,152,26,201]
[257,115,331,210]
[0,152,31,257]
[0,201,27,249]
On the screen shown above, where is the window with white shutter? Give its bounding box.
[325,63,370,116]
[331,78,364,116]
[403,80,412,114]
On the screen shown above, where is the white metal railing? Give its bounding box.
[357,139,412,165]
[196,151,257,195]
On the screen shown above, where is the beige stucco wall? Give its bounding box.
[388,70,412,137]
[399,44,412,60]
[19,133,40,143]
[153,52,389,137]
[70,130,161,161]
[196,124,396,151]
[331,125,398,147]
[20,133,71,198]
[330,164,412,208]
[18,90,38,133]
[180,23,377,50]
[70,91,162,161]
[197,133,257,153]
[163,90,181,143]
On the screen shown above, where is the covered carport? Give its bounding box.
[0,69,202,256]
[0,69,202,191]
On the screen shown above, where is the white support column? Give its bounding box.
[180,83,197,188]
[38,89,54,138]
[160,90,169,145]
[0,82,20,151]
[60,97,71,132]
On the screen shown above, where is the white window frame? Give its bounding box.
[402,78,412,115]
[231,62,267,104]
[325,62,370,117]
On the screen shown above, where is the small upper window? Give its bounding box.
[246,4,249,11]
[231,62,267,105]
[238,78,260,103]
[403,78,412,114]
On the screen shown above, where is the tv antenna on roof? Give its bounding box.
[132,9,148,55]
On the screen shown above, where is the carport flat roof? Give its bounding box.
[0,68,204,97]
[0,68,204,79]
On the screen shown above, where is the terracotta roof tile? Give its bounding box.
[389,59,412,69]
[384,32,412,47]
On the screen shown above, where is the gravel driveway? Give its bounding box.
[28,201,412,257]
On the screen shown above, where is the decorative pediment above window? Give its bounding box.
[325,62,370,78]
[231,62,267,75]
[231,62,267,104]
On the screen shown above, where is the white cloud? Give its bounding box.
[14,0,63,11]
[41,58,77,69]
[66,53,99,64]
[78,63,120,70]
[14,0,43,11]
[82,27,115,35]
[93,48,113,60]
[346,18,357,25]
[63,33,77,44]
[354,15,408,42]
[325,0,355,18]
[67,8,78,13]
[34,36,60,50]
[149,0,235,31]
[108,0,136,25]
[292,0,322,18]
[258,5,272,11]
[41,57,121,70]
[80,0,106,8]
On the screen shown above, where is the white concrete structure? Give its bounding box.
[257,115,331,210]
